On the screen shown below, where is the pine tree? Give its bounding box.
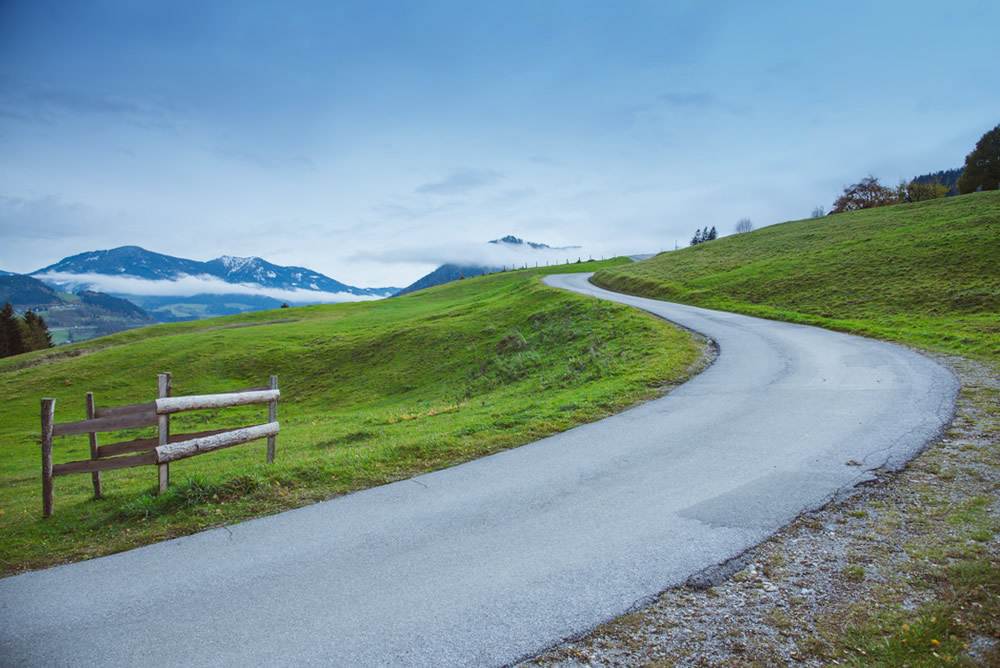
[690,229,703,246]
[708,226,717,241]
[0,302,26,358]
[22,310,53,351]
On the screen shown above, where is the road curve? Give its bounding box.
[0,274,957,667]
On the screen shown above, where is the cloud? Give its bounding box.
[0,83,175,129]
[415,168,503,195]
[352,239,587,268]
[33,272,382,303]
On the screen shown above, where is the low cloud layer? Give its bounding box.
[34,272,382,303]
[352,240,590,269]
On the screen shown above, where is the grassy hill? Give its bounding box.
[0,259,702,574]
[594,191,1000,362]
[592,191,1000,665]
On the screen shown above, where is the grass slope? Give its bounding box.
[592,191,1000,665]
[595,191,999,361]
[0,259,701,575]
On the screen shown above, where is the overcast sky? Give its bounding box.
[1,0,997,288]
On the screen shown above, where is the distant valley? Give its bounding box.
[32,246,399,321]
[0,274,156,345]
[1,246,400,343]
[2,237,573,343]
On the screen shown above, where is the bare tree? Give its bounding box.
[811,205,825,218]
[734,217,754,234]
[831,176,897,213]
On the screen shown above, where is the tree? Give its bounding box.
[911,167,963,197]
[957,123,1000,194]
[811,205,825,218]
[734,218,754,234]
[898,180,949,203]
[690,226,718,245]
[831,175,898,213]
[22,310,53,351]
[0,302,25,358]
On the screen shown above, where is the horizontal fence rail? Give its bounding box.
[52,410,159,437]
[156,422,280,464]
[40,373,279,517]
[154,389,280,415]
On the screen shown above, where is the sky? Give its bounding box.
[1,0,998,290]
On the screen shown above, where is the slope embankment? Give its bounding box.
[594,191,1000,361]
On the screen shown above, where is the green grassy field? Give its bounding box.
[0,259,702,575]
[595,191,1000,362]
[593,191,1000,665]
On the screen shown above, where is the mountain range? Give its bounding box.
[34,246,397,298]
[2,236,574,340]
[26,246,399,323]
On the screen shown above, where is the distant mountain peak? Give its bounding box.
[489,235,551,249]
[397,234,581,297]
[213,255,265,273]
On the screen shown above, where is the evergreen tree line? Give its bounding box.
[690,226,717,246]
[0,302,53,358]
[911,168,964,196]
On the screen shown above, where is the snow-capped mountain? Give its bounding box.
[202,255,374,294]
[29,246,399,322]
[33,246,396,297]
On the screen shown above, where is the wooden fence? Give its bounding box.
[41,372,279,517]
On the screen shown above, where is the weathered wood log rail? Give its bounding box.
[41,373,279,517]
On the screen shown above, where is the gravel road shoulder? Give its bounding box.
[525,353,1000,667]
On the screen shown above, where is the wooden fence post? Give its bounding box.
[41,372,278,511]
[86,392,103,499]
[41,398,55,518]
[157,372,171,493]
[267,375,278,464]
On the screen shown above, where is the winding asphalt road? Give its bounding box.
[0,273,957,667]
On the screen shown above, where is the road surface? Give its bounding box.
[0,273,957,667]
